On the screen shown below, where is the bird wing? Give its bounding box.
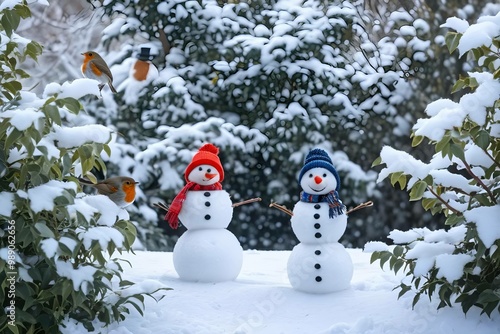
[93,182,118,196]
[90,59,114,81]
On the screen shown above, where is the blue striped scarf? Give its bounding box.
[300,190,346,218]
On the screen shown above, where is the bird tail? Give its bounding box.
[109,81,117,93]
[77,177,95,186]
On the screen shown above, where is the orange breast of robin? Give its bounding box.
[81,59,89,73]
[90,62,103,76]
[123,184,136,203]
[133,60,149,81]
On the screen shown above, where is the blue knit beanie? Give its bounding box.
[298,149,341,191]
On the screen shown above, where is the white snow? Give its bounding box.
[0,191,14,216]
[464,206,500,248]
[27,180,77,213]
[40,238,59,258]
[59,250,500,334]
[441,17,469,33]
[77,195,122,226]
[0,0,23,10]
[435,254,474,281]
[43,78,101,99]
[363,241,389,253]
[414,72,500,140]
[429,169,481,193]
[1,107,43,131]
[377,146,451,189]
[55,259,97,294]
[49,124,112,148]
[77,226,125,250]
[457,19,500,56]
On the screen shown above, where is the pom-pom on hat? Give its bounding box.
[298,148,340,191]
[184,143,224,182]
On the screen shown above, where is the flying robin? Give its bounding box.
[81,51,117,94]
[78,176,139,208]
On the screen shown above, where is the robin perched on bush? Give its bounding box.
[78,176,139,208]
[81,51,117,94]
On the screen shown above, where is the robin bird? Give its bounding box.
[81,51,117,94]
[78,176,139,208]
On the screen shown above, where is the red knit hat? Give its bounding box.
[184,143,224,182]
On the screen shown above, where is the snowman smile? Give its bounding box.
[308,185,326,193]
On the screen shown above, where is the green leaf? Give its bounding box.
[371,156,382,167]
[397,283,412,299]
[34,222,55,238]
[475,130,490,150]
[411,135,424,147]
[451,79,466,94]
[409,180,427,201]
[5,128,23,151]
[412,293,421,309]
[390,171,403,187]
[445,32,461,54]
[394,260,404,275]
[450,143,465,160]
[393,245,404,257]
[62,98,81,114]
[43,104,62,126]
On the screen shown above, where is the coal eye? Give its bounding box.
[323,174,327,177]
[309,174,313,178]
[198,167,203,171]
[207,168,211,173]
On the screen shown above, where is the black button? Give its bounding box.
[315,250,321,255]
[204,214,211,220]
[204,192,210,197]
[314,223,320,229]
[315,276,322,282]
[314,204,321,209]
[205,201,211,207]
[314,213,320,219]
[315,232,322,238]
[314,263,321,269]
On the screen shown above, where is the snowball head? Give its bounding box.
[299,167,338,195]
[287,242,353,293]
[291,201,347,244]
[187,164,221,186]
[298,148,340,191]
[178,190,233,230]
[173,229,243,282]
[184,143,224,183]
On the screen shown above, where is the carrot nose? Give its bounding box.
[205,173,217,180]
[314,176,322,184]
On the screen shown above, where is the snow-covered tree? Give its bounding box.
[370,11,500,315]
[0,2,165,332]
[80,0,423,250]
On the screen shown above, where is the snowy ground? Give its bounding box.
[63,250,500,334]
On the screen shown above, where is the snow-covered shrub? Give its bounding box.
[370,13,500,315]
[0,3,166,333]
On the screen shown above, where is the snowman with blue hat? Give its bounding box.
[286,148,353,293]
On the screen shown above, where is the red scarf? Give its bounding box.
[165,182,222,229]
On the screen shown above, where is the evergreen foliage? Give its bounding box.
[371,15,500,315]
[0,3,166,333]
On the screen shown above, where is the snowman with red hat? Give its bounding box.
[286,148,353,293]
[164,143,243,282]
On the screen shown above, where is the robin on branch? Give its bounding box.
[81,51,117,94]
[78,176,139,208]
